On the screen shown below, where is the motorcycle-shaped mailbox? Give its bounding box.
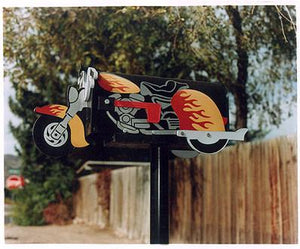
[33,67,247,158]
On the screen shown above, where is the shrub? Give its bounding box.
[12,183,49,225]
[12,163,75,226]
[43,199,72,225]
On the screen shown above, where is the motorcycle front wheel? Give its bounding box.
[33,116,72,157]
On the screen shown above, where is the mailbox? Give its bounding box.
[33,67,247,158]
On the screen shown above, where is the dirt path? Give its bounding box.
[5,223,143,244]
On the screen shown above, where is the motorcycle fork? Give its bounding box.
[50,87,83,141]
[48,67,98,141]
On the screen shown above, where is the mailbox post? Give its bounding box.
[33,67,247,244]
[150,144,169,244]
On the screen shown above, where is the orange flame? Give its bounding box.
[171,89,225,131]
[180,91,214,130]
[98,73,140,93]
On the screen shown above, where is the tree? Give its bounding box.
[169,6,296,135]
[3,6,296,224]
[3,6,197,224]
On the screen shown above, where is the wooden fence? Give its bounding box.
[73,166,150,243]
[73,173,110,228]
[73,135,297,244]
[110,167,150,243]
[169,135,297,243]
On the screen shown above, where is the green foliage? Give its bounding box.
[12,161,74,225]
[3,6,297,224]
[12,185,48,225]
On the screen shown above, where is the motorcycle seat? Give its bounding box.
[140,80,189,97]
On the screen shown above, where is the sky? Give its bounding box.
[3,77,21,155]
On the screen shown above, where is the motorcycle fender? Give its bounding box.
[34,105,89,148]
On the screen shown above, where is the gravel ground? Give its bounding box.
[5,223,143,244]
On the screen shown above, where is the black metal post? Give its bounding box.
[150,144,169,244]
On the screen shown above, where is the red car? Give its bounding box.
[6,175,25,190]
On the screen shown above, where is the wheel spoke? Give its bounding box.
[44,122,68,147]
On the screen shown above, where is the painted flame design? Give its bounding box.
[98,73,140,93]
[35,105,67,118]
[48,105,67,117]
[171,89,225,131]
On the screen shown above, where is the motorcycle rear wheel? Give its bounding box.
[187,138,228,154]
[33,116,72,157]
